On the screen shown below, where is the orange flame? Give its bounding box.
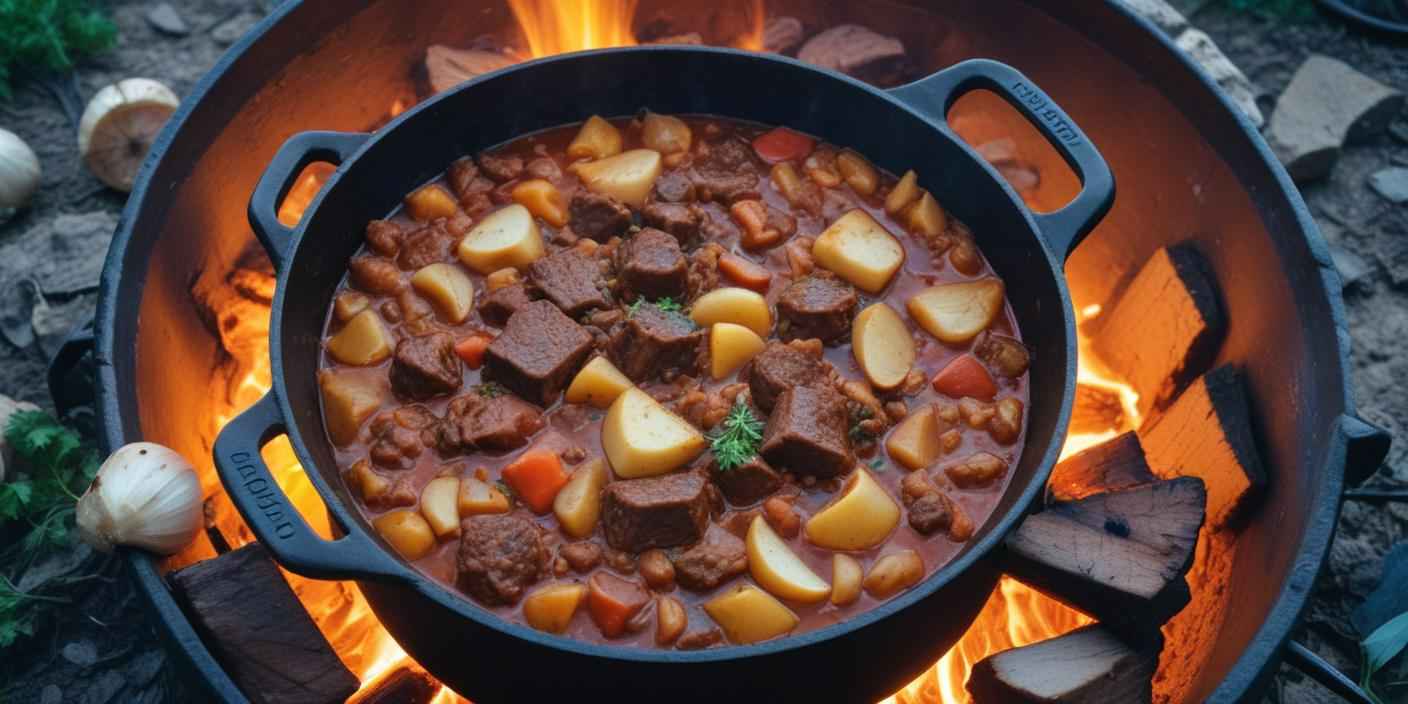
[509,0,640,57]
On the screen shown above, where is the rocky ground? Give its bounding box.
[0,1,1403,702]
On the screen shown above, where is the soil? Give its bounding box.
[0,1,1402,702]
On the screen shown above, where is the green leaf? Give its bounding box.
[1364,611,1408,677]
[709,400,764,471]
[0,0,118,99]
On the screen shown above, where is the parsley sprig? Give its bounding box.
[0,0,117,100]
[709,400,764,471]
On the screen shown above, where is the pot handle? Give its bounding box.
[889,59,1115,258]
[247,131,369,269]
[1340,413,1392,486]
[213,392,410,582]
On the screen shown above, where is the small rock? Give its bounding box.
[1265,55,1405,183]
[1329,243,1373,289]
[62,640,99,667]
[1374,229,1408,286]
[145,3,188,36]
[1118,0,1189,34]
[211,12,261,46]
[762,16,805,55]
[32,292,97,359]
[1174,29,1264,129]
[0,278,40,348]
[38,211,117,295]
[1370,167,1408,204]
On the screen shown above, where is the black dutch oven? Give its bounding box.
[212,46,1113,701]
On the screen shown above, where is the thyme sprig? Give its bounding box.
[709,399,764,471]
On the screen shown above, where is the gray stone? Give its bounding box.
[0,211,116,299]
[1266,55,1406,183]
[210,12,261,46]
[145,3,188,36]
[62,640,99,667]
[1375,229,1408,286]
[1118,0,1189,35]
[18,543,95,592]
[1329,243,1374,289]
[1370,167,1408,204]
[32,292,97,359]
[1174,29,1264,129]
[0,278,40,348]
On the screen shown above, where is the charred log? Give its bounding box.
[967,625,1159,704]
[797,25,909,86]
[1069,383,1127,435]
[762,17,805,55]
[353,668,439,704]
[1046,432,1155,503]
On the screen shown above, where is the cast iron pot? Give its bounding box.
[213,46,1113,702]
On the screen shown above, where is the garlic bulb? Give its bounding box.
[0,394,41,483]
[0,128,41,210]
[76,442,202,555]
[77,78,179,192]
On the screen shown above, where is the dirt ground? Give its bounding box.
[0,1,1403,702]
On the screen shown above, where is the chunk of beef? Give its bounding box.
[457,514,548,605]
[560,542,603,573]
[747,341,828,412]
[616,228,689,301]
[974,332,1031,378]
[759,386,854,478]
[478,283,534,328]
[365,219,405,257]
[349,256,403,295]
[477,152,524,183]
[439,392,545,453]
[525,157,562,181]
[346,459,417,509]
[396,222,454,270]
[691,172,761,204]
[606,303,703,382]
[447,156,481,196]
[641,202,703,247]
[601,471,711,552]
[686,242,724,299]
[390,333,462,400]
[676,628,724,650]
[654,170,696,203]
[528,249,609,316]
[671,524,748,591]
[900,471,972,540]
[484,300,594,405]
[702,138,756,172]
[712,455,782,506]
[569,191,632,241]
[367,405,437,469]
[777,275,858,343]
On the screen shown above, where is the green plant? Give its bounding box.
[1362,612,1408,704]
[709,399,764,471]
[0,0,118,100]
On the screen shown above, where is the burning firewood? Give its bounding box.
[797,25,909,86]
[966,625,1159,704]
[1089,245,1225,419]
[353,667,439,704]
[762,17,805,55]
[1046,431,1154,502]
[423,44,516,95]
[169,543,360,704]
[1069,383,1127,435]
[1004,477,1206,640]
[1139,364,1266,530]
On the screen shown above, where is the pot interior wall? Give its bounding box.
[114,1,1345,702]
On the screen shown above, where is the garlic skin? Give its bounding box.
[76,442,202,555]
[0,128,41,210]
[0,394,41,483]
[77,78,179,192]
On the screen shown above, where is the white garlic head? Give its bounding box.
[76,442,202,555]
[0,128,41,210]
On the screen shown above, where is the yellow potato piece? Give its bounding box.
[710,323,766,380]
[703,584,799,645]
[553,459,609,539]
[410,262,475,324]
[570,149,661,209]
[458,477,510,516]
[457,204,545,274]
[690,287,771,337]
[511,178,569,228]
[333,291,369,322]
[404,183,459,222]
[567,115,622,161]
[907,278,1006,345]
[852,303,915,390]
[884,169,922,215]
[602,388,706,478]
[812,209,906,293]
[373,510,435,560]
[419,476,462,539]
[565,356,634,409]
[319,371,384,446]
[836,150,879,196]
[523,583,588,634]
[747,516,830,603]
[906,191,948,237]
[326,310,392,366]
[804,468,900,551]
[641,113,692,155]
[831,554,863,606]
[863,550,925,599]
[886,405,943,471]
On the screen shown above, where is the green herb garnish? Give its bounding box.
[709,400,764,471]
[477,383,504,398]
[0,0,117,100]
[655,297,682,314]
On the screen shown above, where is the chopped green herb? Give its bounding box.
[477,383,504,398]
[868,457,887,471]
[626,299,643,317]
[709,400,765,471]
[849,422,877,444]
[655,297,683,314]
[0,0,117,100]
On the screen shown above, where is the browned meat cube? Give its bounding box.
[528,249,609,316]
[478,283,534,328]
[671,524,748,591]
[712,455,782,506]
[457,514,548,605]
[447,156,480,194]
[525,157,561,181]
[390,332,462,400]
[396,221,454,270]
[477,152,524,183]
[439,392,545,453]
[760,386,853,478]
[560,542,603,573]
[601,471,711,552]
[641,202,703,247]
[569,191,632,241]
[653,170,696,203]
[365,219,405,257]
[777,276,858,343]
[367,405,437,469]
[747,341,829,413]
[606,302,702,382]
[899,471,972,540]
[974,332,1031,378]
[691,172,761,205]
[349,256,403,295]
[616,228,688,301]
[484,300,594,405]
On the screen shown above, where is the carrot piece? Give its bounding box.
[587,572,650,638]
[931,355,998,400]
[752,127,816,165]
[718,253,773,293]
[454,334,493,369]
[501,449,569,514]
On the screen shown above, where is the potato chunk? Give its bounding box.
[419,476,461,539]
[410,263,475,324]
[333,291,370,322]
[905,191,947,237]
[570,149,661,208]
[319,371,384,445]
[511,178,569,228]
[852,303,915,390]
[641,113,692,156]
[804,468,900,550]
[553,459,609,539]
[458,477,510,516]
[690,287,771,337]
[747,515,830,603]
[710,323,766,380]
[885,405,945,471]
[565,356,634,409]
[523,583,588,634]
[831,554,863,606]
[907,278,1006,345]
[863,550,925,598]
[404,183,459,222]
[602,388,706,478]
[811,210,905,293]
[373,510,435,560]
[703,584,799,645]
[326,310,393,366]
[884,169,922,215]
[836,150,878,195]
[567,115,623,161]
[457,204,545,274]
